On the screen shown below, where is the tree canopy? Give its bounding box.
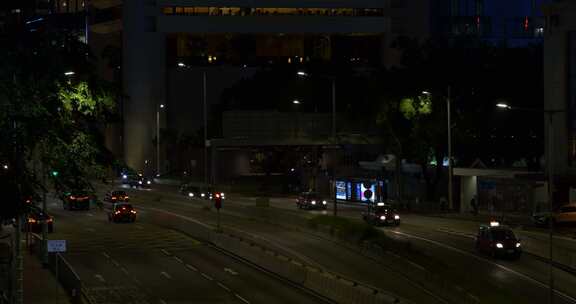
[0,24,116,219]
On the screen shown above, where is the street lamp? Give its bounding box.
[156,104,165,177]
[496,102,562,304]
[63,71,75,76]
[292,99,301,105]
[422,88,453,212]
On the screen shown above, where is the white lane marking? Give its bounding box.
[111,259,120,267]
[173,256,183,263]
[159,300,167,304]
[161,249,171,256]
[437,228,475,239]
[186,264,198,272]
[94,274,106,283]
[102,252,110,259]
[87,213,94,217]
[224,267,239,276]
[389,230,576,303]
[201,273,213,281]
[385,251,425,271]
[235,294,250,304]
[160,271,172,279]
[217,282,231,292]
[120,268,129,275]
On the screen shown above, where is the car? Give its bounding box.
[61,190,91,210]
[556,204,576,225]
[532,204,576,226]
[107,203,137,223]
[180,184,201,197]
[296,192,328,210]
[104,190,130,203]
[475,221,522,259]
[362,202,401,226]
[129,176,152,188]
[23,205,54,233]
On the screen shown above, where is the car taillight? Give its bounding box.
[112,196,117,200]
[125,196,129,199]
[47,218,53,222]
[70,196,76,200]
[28,218,36,223]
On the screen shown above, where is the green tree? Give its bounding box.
[0,28,116,219]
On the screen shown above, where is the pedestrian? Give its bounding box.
[470,195,478,216]
[439,196,447,212]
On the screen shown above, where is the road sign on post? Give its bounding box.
[47,240,66,253]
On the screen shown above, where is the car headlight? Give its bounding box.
[201,193,205,197]
[380,215,386,220]
[147,181,151,185]
[188,193,194,197]
[496,243,504,249]
[122,174,127,179]
[322,200,327,205]
[394,215,400,220]
[311,200,316,205]
[138,181,142,185]
[516,242,521,248]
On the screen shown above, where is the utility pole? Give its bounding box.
[447,86,453,211]
[203,71,208,185]
[41,159,48,267]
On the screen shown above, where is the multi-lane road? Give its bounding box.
[45,195,330,304]
[43,183,576,304]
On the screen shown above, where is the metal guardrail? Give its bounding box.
[29,234,83,304]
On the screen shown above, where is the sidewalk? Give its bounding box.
[24,249,71,304]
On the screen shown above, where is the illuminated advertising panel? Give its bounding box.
[336,181,347,200]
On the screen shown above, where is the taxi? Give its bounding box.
[475,221,522,259]
[362,202,401,226]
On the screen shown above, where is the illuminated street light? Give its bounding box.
[177,62,186,67]
[496,103,511,109]
[2,164,8,170]
[293,100,301,105]
[422,90,431,95]
[64,71,75,76]
[160,104,165,109]
[297,71,308,77]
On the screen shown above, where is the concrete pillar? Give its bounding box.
[123,0,165,173]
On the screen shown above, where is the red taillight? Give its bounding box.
[47,218,53,223]
[69,196,76,200]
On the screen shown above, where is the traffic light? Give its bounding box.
[214,193,222,210]
[51,170,59,177]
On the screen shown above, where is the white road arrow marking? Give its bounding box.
[94,274,106,283]
[160,271,172,279]
[224,267,239,276]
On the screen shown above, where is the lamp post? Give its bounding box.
[156,104,164,177]
[423,87,453,211]
[496,102,562,304]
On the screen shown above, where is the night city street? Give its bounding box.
[2,0,576,304]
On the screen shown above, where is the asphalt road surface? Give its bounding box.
[114,184,576,304]
[45,195,327,304]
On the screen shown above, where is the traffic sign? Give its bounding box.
[47,240,67,253]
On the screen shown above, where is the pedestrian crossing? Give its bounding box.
[51,225,201,254]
